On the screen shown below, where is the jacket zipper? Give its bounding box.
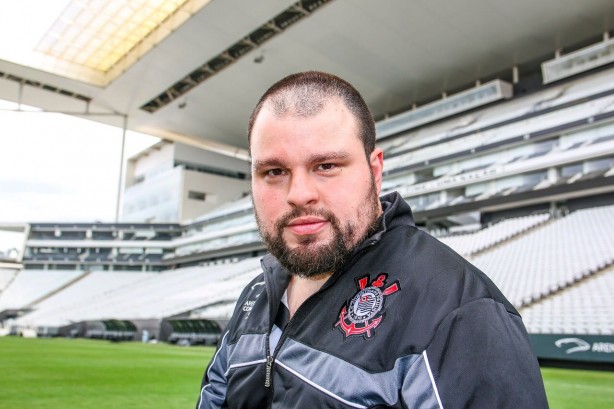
[264,355,274,387]
[262,240,378,389]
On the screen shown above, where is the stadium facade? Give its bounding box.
[122,140,251,223]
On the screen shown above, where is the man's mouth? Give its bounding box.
[286,216,329,235]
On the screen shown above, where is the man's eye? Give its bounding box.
[266,169,285,177]
[318,163,337,171]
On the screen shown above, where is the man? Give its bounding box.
[197,71,548,409]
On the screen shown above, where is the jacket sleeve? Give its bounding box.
[196,331,230,409]
[409,298,549,409]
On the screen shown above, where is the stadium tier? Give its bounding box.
[470,205,614,308]
[13,271,155,327]
[22,222,180,272]
[11,257,261,330]
[521,264,614,335]
[0,270,85,312]
[438,213,551,257]
[377,66,614,222]
[4,209,613,343]
[0,269,18,293]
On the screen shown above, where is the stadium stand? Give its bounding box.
[381,68,614,160]
[0,269,18,293]
[22,222,180,272]
[470,205,614,308]
[14,271,155,328]
[376,64,614,227]
[12,257,261,330]
[438,213,551,256]
[173,222,260,257]
[520,264,614,335]
[0,270,85,311]
[8,204,613,338]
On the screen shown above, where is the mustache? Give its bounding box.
[274,207,336,231]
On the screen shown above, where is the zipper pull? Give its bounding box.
[264,355,274,387]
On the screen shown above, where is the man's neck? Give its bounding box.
[286,273,331,319]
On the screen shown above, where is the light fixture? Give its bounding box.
[253,53,265,64]
[376,79,513,139]
[541,36,614,84]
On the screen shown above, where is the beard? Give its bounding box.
[255,176,381,278]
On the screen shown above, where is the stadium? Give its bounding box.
[1,0,614,407]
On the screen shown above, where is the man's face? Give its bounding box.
[250,98,384,278]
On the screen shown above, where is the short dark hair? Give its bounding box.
[247,71,376,158]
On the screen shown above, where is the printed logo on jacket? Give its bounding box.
[335,273,400,339]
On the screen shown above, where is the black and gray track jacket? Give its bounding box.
[197,192,549,409]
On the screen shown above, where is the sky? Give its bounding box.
[0,99,159,253]
[0,1,70,68]
[0,1,161,254]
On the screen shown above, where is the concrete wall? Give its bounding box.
[122,142,251,222]
[126,142,175,187]
[179,169,250,222]
[174,143,250,175]
[122,167,182,222]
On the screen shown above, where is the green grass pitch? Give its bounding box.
[0,337,212,409]
[0,337,613,408]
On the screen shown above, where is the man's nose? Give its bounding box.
[287,170,319,207]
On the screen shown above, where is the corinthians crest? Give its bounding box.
[335,273,400,339]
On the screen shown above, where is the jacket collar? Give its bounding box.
[364,191,415,247]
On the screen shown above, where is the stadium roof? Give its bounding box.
[1,0,613,160]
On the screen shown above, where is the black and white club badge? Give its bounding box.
[335,273,400,339]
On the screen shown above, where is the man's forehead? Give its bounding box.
[261,94,345,118]
[252,102,356,142]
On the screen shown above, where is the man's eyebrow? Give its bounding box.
[307,151,351,163]
[252,158,288,170]
[252,151,351,170]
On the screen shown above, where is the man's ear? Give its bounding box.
[369,148,384,194]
